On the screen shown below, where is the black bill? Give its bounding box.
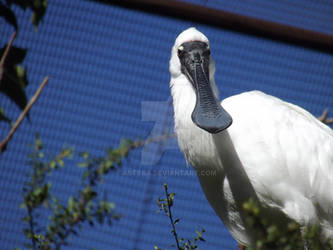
[178,41,232,134]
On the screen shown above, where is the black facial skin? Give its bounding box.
[178,41,210,89]
[178,41,232,134]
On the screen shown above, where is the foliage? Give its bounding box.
[0,0,48,125]
[2,0,48,29]
[155,183,205,250]
[0,46,28,118]
[20,134,137,249]
[0,107,12,125]
[243,198,333,250]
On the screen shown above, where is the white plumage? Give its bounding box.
[170,27,333,247]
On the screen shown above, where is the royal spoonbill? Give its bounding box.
[169,27,333,248]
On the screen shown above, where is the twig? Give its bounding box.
[0,31,17,82]
[52,195,86,250]
[163,183,181,250]
[318,109,333,125]
[0,31,17,67]
[27,196,38,249]
[0,76,50,154]
[132,133,176,149]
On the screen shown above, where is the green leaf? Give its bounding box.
[0,46,27,66]
[5,0,48,29]
[107,202,115,210]
[31,0,48,29]
[105,160,113,169]
[0,107,12,124]
[80,152,89,159]
[61,147,73,158]
[57,159,64,167]
[22,216,31,222]
[78,162,87,168]
[35,134,43,149]
[68,197,75,211]
[50,160,56,169]
[0,63,28,111]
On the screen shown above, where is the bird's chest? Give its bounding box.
[195,162,253,245]
[220,177,253,244]
[175,122,222,169]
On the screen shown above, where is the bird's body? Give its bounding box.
[170,27,333,247]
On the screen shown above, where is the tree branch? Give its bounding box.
[318,109,333,125]
[0,76,50,154]
[132,133,176,149]
[0,31,17,82]
[163,183,181,250]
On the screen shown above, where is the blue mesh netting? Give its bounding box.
[0,0,332,249]
[182,0,333,35]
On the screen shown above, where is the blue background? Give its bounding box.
[1,0,333,249]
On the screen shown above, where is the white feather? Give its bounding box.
[170,27,333,246]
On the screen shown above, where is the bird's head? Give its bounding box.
[170,27,232,133]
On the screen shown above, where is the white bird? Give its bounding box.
[169,27,333,248]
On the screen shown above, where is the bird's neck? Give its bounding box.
[171,76,249,178]
[171,76,196,127]
[171,76,223,170]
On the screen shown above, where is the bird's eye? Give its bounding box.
[178,46,184,57]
